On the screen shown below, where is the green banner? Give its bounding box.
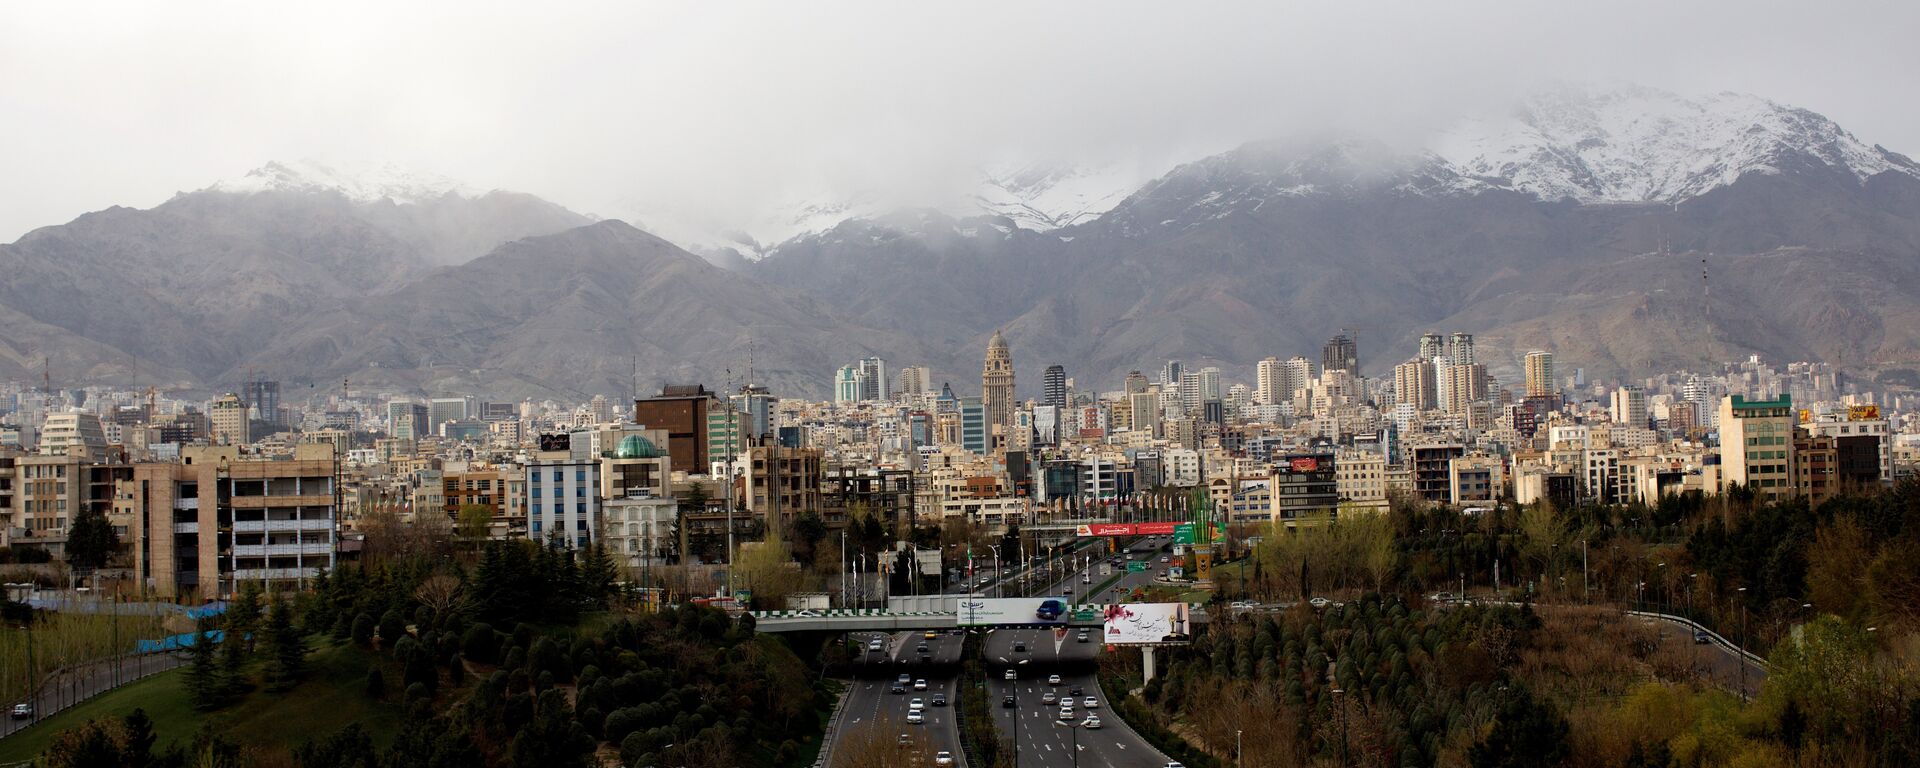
[1127,561,1149,573]
[1173,523,1196,544]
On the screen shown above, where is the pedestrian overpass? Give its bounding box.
[750,604,1210,633]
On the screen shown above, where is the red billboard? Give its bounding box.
[1077,523,1136,537]
[1288,456,1321,473]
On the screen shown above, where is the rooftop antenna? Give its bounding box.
[43,356,51,397]
[1702,253,1715,368]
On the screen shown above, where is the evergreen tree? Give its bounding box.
[64,509,119,573]
[579,542,618,609]
[185,622,226,711]
[264,598,307,691]
[226,581,264,654]
[122,707,158,768]
[1469,687,1570,768]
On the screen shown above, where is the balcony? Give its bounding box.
[231,518,333,534]
[230,495,332,509]
[174,498,199,511]
[173,522,199,534]
[232,542,333,558]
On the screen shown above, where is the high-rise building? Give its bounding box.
[1441,363,1488,414]
[1418,333,1445,362]
[38,411,107,460]
[1523,351,1555,398]
[895,365,931,398]
[387,401,428,439]
[982,330,1015,428]
[1448,332,1475,366]
[209,393,250,445]
[1042,364,1067,409]
[427,397,470,435]
[1611,384,1648,427]
[125,444,336,599]
[1718,395,1793,501]
[1128,390,1161,437]
[1161,360,1183,389]
[959,396,988,454]
[834,365,861,403]
[1394,359,1437,412]
[1124,371,1151,395]
[587,394,614,424]
[857,357,887,402]
[1255,357,1283,405]
[242,380,282,427]
[1179,370,1202,413]
[1281,357,1316,403]
[1322,334,1358,375]
[633,385,713,476]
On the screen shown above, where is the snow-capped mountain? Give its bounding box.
[205,159,482,203]
[972,162,1155,230]
[1433,85,1920,203]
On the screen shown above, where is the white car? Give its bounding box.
[1309,596,1332,609]
[9,703,31,720]
[913,679,928,691]
[1057,707,1075,721]
[934,751,954,766]
[1004,669,1018,680]
[1041,692,1058,705]
[1047,674,1062,685]
[906,710,924,724]
[1083,696,1099,708]
[1082,715,1102,729]
[910,698,924,710]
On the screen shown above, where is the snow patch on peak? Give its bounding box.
[205,159,482,204]
[973,162,1152,231]
[1433,85,1920,203]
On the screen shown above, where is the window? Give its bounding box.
[532,521,542,533]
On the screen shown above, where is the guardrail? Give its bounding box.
[810,681,852,768]
[1626,609,1769,671]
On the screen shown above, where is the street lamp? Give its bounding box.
[1331,687,1349,768]
[1735,586,1749,699]
[1237,728,1244,768]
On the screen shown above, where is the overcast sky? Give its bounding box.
[4,1,1917,244]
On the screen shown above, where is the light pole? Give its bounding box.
[1736,586,1748,699]
[1332,687,1349,768]
[1237,728,1244,767]
[987,544,1004,598]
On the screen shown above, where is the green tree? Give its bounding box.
[264,598,306,691]
[1469,687,1569,768]
[456,503,493,545]
[509,689,594,768]
[226,582,263,654]
[65,509,119,572]
[185,622,227,711]
[294,722,378,768]
[122,708,158,768]
[578,542,618,609]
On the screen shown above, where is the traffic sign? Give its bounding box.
[1127,561,1149,573]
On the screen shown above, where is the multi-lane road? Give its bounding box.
[839,629,969,766]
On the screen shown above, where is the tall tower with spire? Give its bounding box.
[982,330,1015,429]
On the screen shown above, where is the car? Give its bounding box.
[1076,631,1089,644]
[898,733,912,746]
[1063,587,1073,596]
[934,751,954,766]
[890,683,906,694]
[1081,574,1091,584]
[916,643,930,653]
[1309,597,1331,609]
[910,698,924,710]
[1035,599,1066,620]
[1041,692,1058,705]
[1694,630,1712,645]
[1002,695,1016,708]
[1082,715,1103,729]
[1164,763,1187,768]
[1013,641,1028,652]
[924,630,938,639]
[932,693,947,707]
[1047,674,1062,685]
[1004,669,1018,680]
[1229,600,1257,611]
[1057,708,1075,721]
[1084,696,1099,708]
[1429,591,1457,603]
[10,703,32,720]
[898,673,912,684]
[906,710,924,724]
[868,640,884,651]
[913,678,928,691]
[1068,686,1083,697]
[793,610,822,617]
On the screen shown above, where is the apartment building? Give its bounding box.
[124,444,337,600]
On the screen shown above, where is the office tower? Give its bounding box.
[633,384,713,476]
[1442,363,1488,414]
[1255,357,1283,405]
[427,397,470,434]
[1611,384,1648,427]
[1179,370,1202,413]
[127,444,336,599]
[982,330,1015,428]
[895,365,931,398]
[1042,364,1067,409]
[858,357,887,402]
[242,380,281,426]
[1124,371,1150,395]
[1129,391,1161,437]
[1524,351,1555,398]
[1161,360,1183,389]
[37,411,107,460]
[959,396,988,454]
[834,365,861,403]
[210,393,250,445]
[388,401,428,439]
[1394,359,1437,411]
[587,394,613,424]
[1448,332,1475,366]
[1197,367,1222,402]
[1718,395,1793,502]
[731,385,776,442]
[1322,333,1358,375]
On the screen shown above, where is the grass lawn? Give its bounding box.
[0,638,406,763]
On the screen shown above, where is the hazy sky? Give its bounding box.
[4,1,1918,244]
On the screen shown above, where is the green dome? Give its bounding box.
[615,435,662,459]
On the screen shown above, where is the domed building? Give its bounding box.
[615,434,663,459]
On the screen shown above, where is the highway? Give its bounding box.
[835,629,969,767]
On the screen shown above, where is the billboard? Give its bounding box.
[1102,603,1193,645]
[1288,456,1321,473]
[1077,523,1136,537]
[957,596,1070,626]
[1849,405,1882,420]
[1135,521,1178,535]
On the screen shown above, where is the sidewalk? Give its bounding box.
[0,652,187,742]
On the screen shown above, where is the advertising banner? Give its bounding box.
[957,596,1070,626]
[1101,603,1193,645]
[1076,523,1135,537]
[1135,521,1178,535]
[1288,456,1321,473]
